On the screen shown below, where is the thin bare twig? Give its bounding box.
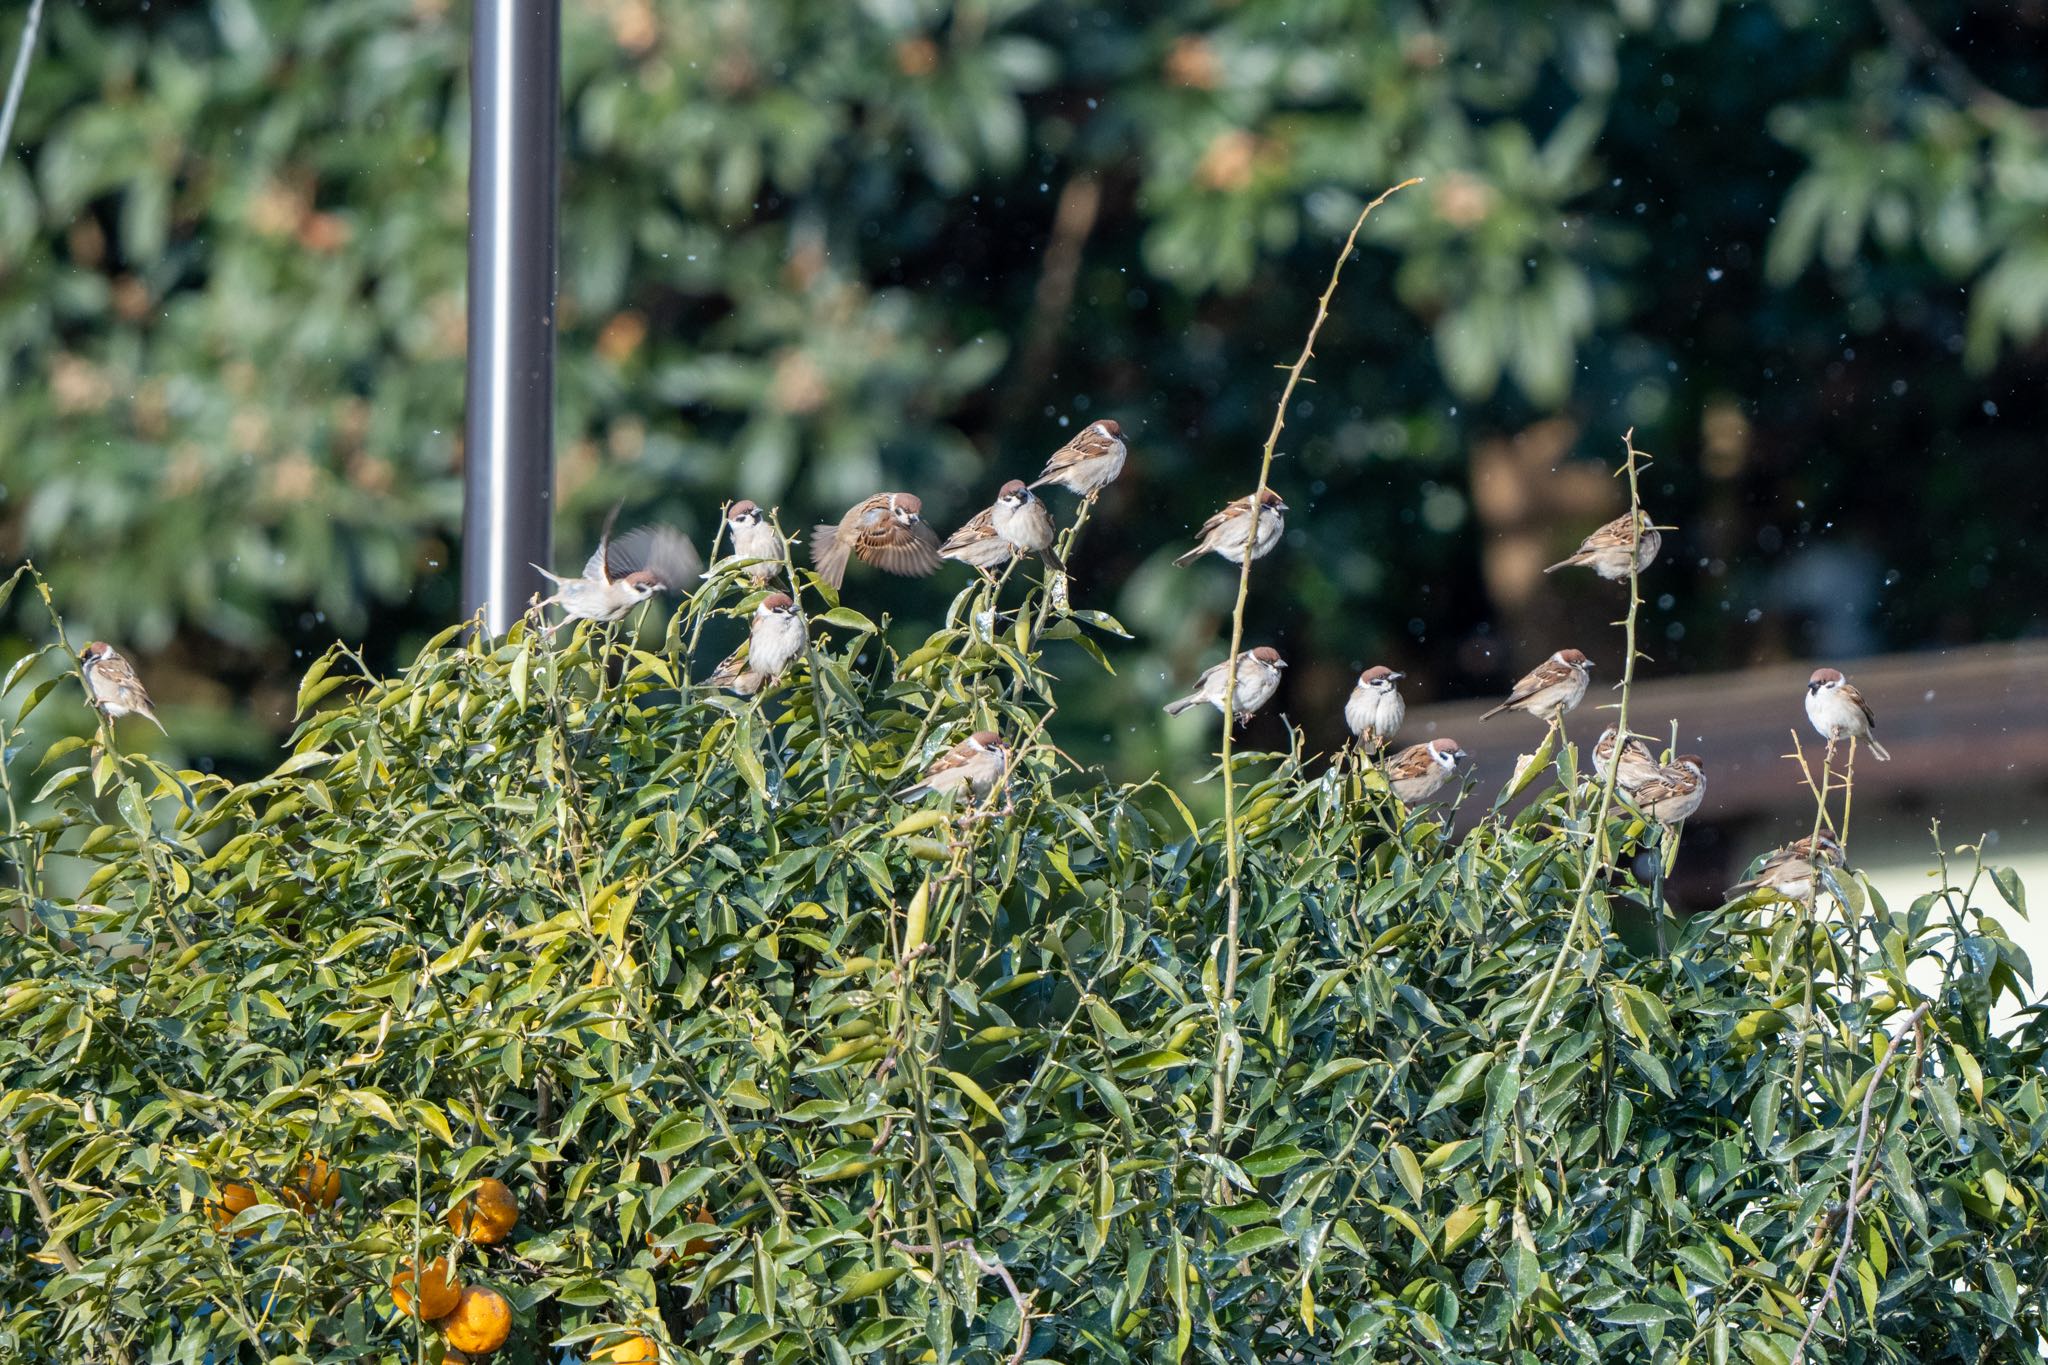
[13,1134,135,1365]
[892,1238,1035,1365]
[1205,177,1420,1155]
[1788,1003,1932,1365]
[0,0,45,169]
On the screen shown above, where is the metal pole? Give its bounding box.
[462,0,560,635]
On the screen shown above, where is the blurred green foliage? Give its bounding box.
[2,0,2046,772]
[4,561,2046,1362]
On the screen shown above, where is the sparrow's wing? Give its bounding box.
[1842,682,1878,729]
[864,521,942,577]
[938,507,998,555]
[1381,744,1428,779]
[1173,505,1238,564]
[1501,659,1569,708]
[608,524,703,589]
[582,502,627,583]
[705,643,751,689]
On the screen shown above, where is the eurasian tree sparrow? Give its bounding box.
[706,592,805,696]
[1805,668,1890,760]
[79,642,165,733]
[1727,831,1844,903]
[1030,419,1127,499]
[1383,737,1467,803]
[1173,489,1286,567]
[1164,646,1287,725]
[719,500,786,584]
[941,481,1065,573]
[1545,510,1662,580]
[1482,649,1593,724]
[1344,666,1406,749]
[811,493,941,590]
[1623,754,1707,824]
[1593,726,1661,785]
[534,503,701,627]
[899,730,1011,803]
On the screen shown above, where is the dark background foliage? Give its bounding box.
[2,0,2046,777]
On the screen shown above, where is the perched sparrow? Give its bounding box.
[706,593,805,696]
[79,642,165,733]
[1030,419,1127,499]
[1546,510,1662,580]
[1344,666,1406,749]
[1164,646,1287,725]
[941,481,1066,573]
[718,500,786,584]
[899,730,1011,803]
[534,503,701,627]
[811,493,941,590]
[1482,649,1594,724]
[1727,831,1844,903]
[1593,726,1662,785]
[1623,755,1707,824]
[1805,668,1891,760]
[1173,489,1287,567]
[1382,737,1467,803]
[936,507,1012,572]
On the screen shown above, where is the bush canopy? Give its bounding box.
[1,553,2044,1364]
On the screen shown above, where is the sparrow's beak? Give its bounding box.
[1389,672,1406,681]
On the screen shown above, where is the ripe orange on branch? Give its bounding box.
[206,1181,259,1230]
[441,1285,512,1355]
[446,1177,519,1244]
[390,1255,462,1321]
[283,1157,340,1212]
[593,1332,660,1363]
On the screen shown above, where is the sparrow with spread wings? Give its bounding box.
[533,503,701,631]
[811,493,941,591]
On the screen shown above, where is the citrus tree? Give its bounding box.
[2,549,2045,1365]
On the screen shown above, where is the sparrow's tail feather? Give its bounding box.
[1542,556,1578,574]
[1170,546,1203,567]
[531,564,567,586]
[1028,471,1055,489]
[809,525,849,590]
[1480,700,1511,720]
[1864,736,1891,762]
[1040,544,1068,575]
[142,709,168,734]
[1163,696,1200,716]
[897,781,932,801]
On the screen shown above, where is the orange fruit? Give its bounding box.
[207,1182,260,1230]
[283,1158,340,1212]
[683,1206,716,1259]
[440,1284,512,1355]
[593,1333,660,1364]
[391,1255,462,1321]
[447,1178,519,1245]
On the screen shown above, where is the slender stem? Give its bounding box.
[1203,178,1419,1155]
[1788,1004,1931,1365]
[771,510,838,809]
[0,0,44,165]
[1516,431,1648,1057]
[13,1135,134,1365]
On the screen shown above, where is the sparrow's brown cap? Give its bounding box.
[892,493,924,514]
[1431,737,1466,757]
[1250,646,1284,665]
[81,641,110,661]
[998,479,1029,498]
[1679,754,1706,769]
[1359,665,1401,683]
[1257,488,1286,509]
[1092,419,1122,436]
[729,499,760,517]
[760,592,795,610]
[1558,648,1591,666]
[1809,667,1844,685]
[969,729,1004,747]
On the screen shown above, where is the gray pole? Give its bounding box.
[462,0,560,635]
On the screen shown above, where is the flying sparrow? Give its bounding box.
[1727,831,1844,903]
[1482,649,1594,724]
[534,503,701,627]
[1344,666,1406,750]
[899,729,1011,803]
[811,492,941,590]
[1382,737,1467,803]
[79,642,165,733]
[1030,419,1127,499]
[1163,646,1287,725]
[705,592,805,696]
[718,500,786,584]
[941,481,1066,573]
[1546,510,1662,580]
[1173,489,1287,567]
[1805,668,1890,760]
[1623,755,1707,825]
[1593,726,1662,785]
